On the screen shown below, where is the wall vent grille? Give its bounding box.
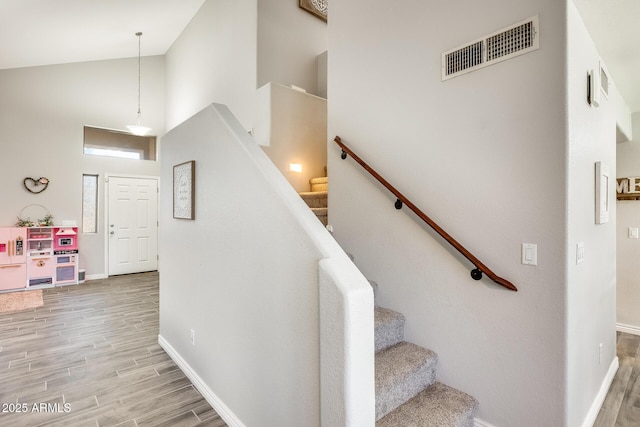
[444,41,483,77]
[442,16,539,81]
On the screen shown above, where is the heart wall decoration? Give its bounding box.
[23,177,50,194]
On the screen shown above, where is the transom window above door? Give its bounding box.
[83,126,157,161]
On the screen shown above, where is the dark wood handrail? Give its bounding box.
[334,136,517,292]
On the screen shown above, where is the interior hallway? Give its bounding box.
[0,272,226,427]
[595,332,640,426]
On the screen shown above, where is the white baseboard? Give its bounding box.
[475,356,618,427]
[85,273,108,281]
[581,356,619,427]
[158,334,244,427]
[475,417,498,427]
[617,323,640,336]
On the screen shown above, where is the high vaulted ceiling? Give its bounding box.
[0,0,205,70]
[1,1,638,112]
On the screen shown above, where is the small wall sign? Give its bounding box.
[617,177,640,200]
[173,161,195,220]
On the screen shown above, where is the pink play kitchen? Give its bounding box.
[0,226,79,291]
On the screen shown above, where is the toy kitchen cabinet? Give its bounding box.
[25,226,79,288]
[27,227,54,286]
[0,226,79,290]
[0,227,27,291]
[52,227,79,285]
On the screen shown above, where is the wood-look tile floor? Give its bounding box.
[0,272,227,427]
[595,331,640,427]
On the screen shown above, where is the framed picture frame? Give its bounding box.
[173,161,195,220]
[595,161,610,224]
[299,0,327,22]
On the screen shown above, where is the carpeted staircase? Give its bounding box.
[299,176,328,225]
[371,281,479,426]
[300,174,478,423]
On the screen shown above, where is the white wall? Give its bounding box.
[257,0,327,96]
[165,0,328,133]
[328,1,571,425]
[617,113,640,330]
[255,83,327,193]
[158,104,373,426]
[164,0,258,131]
[317,51,328,99]
[0,57,164,277]
[566,2,618,425]
[613,88,633,143]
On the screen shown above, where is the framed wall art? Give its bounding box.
[299,0,327,22]
[173,161,195,220]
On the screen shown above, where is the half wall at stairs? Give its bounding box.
[158,104,374,426]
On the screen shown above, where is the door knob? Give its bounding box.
[110,231,115,235]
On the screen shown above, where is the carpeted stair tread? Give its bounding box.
[299,191,328,208]
[375,306,405,352]
[376,381,479,427]
[299,190,328,198]
[309,176,328,192]
[375,341,438,420]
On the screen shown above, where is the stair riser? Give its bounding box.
[374,302,479,425]
[375,317,404,353]
[301,197,327,208]
[299,191,328,208]
[376,365,436,420]
[309,176,327,192]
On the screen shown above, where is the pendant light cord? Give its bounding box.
[136,32,142,116]
[126,31,151,135]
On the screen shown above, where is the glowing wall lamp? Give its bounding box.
[289,163,303,173]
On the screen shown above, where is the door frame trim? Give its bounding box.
[104,173,160,277]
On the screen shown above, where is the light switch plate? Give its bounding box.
[629,228,639,239]
[522,243,537,265]
[576,242,585,264]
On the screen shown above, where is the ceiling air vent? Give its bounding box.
[442,16,539,81]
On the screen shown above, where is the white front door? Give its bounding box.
[107,176,158,276]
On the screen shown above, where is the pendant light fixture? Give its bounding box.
[127,32,151,136]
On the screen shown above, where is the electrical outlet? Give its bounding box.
[599,342,603,364]
[190,329,195,346]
